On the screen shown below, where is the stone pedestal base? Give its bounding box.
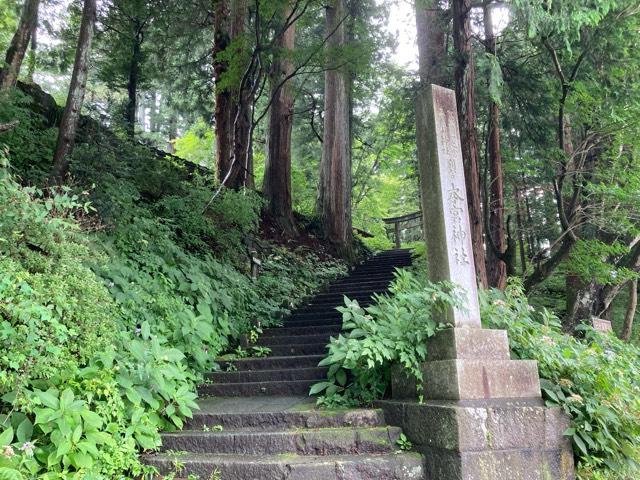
[392,328,542,401]
[376,399,575,480]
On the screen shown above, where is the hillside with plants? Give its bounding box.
[1,0,639,479]
[0,86,348,477]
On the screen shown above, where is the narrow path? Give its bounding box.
[145,249,425,479]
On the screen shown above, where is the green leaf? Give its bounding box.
[309,382,332,395]
[35,390,59,409]
[141,321,151,340]
[15,418,32,443]
[0,427,13,447]
[69,452,93,469]
[72,424,82,443]
[573,433,589,457]
[0,467,24,480]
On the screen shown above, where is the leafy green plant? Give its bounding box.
[0,95,348,477]
[250,346,272,358]
[482,280,640,479]
[396,433,413,451]
[312,269,461,407]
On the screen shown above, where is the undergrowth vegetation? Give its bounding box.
[315,255,640,480]
[0,93,346,478]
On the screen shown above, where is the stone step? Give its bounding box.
[299,300,372,312]
[266,343,328,356]
[283,318,342,328]
[257,333,333,346]
[336,272,395,280]
[351,264,409,271]
[323,281,391,293]
[348,274,396,281]
[314,286,387,296]
[300,290,386,308]
[326,279,393,289]
[184,407,386,431]
[360,255,408,261]
[261,325,342,337]
[206,366,328,383]
[160,426,403,455]
[217,355,324,371]
[146,452,425,480]
[199,378,321,397]
[287,311,342,322]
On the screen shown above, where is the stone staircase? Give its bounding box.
[145,249,425,479]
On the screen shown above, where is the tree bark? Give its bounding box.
[483,1,506,290]
[26,5,38,83]
[621,279,637,342]
[514,186,528,275]
[125,32,142,137]
[263,3,297,236]
[213,0,233,184]
[415,0,447,87]
[0,0,40,90]
[564,278,600,333]
[232,0,253,189]
[415,0,447,247]
[213,0,252,189]
[318,0,353,258]
[452,0,489,288]
[50,0,96,184]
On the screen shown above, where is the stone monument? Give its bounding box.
[377,85,575,480]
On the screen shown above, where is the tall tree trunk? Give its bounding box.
[621,279,637,342]
[213,0,252,189]
[452,0,489,288]
[414,0,447,246]
[125,33,141,137]
[564,279,600,333]
[167,114,177,154]
[263,3,297,236]
[483,1,506,290]
[26,6,38,83]
[415,0,447,87]
[514,186,527,275]
[149,90,159,132]
[213,0,233,184]
[318,0,352,258]
[50,0,96,183]
[0,0,39,90]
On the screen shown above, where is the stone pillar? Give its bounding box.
[379,85,575,480]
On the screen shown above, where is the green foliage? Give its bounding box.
[567,240,638,285]
[0,106,346,477]
[483,281,640,479]
[0,0,19,54]
[396,433,413,451]
[0,152,114,401]
[173,119,215,168]
[0,90,58,184]
[315,249,640,479]
[313,269,461,407]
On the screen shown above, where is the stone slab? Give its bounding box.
[422,359,541,400]
[417,84,481,327]
[390,363,419,400]
[421,446,575,480]
[377,400,569,452]
[427,328,511,361]
[145,452,425,480]
[376,399,575,480]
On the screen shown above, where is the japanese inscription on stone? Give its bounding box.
[417,84,481,327]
